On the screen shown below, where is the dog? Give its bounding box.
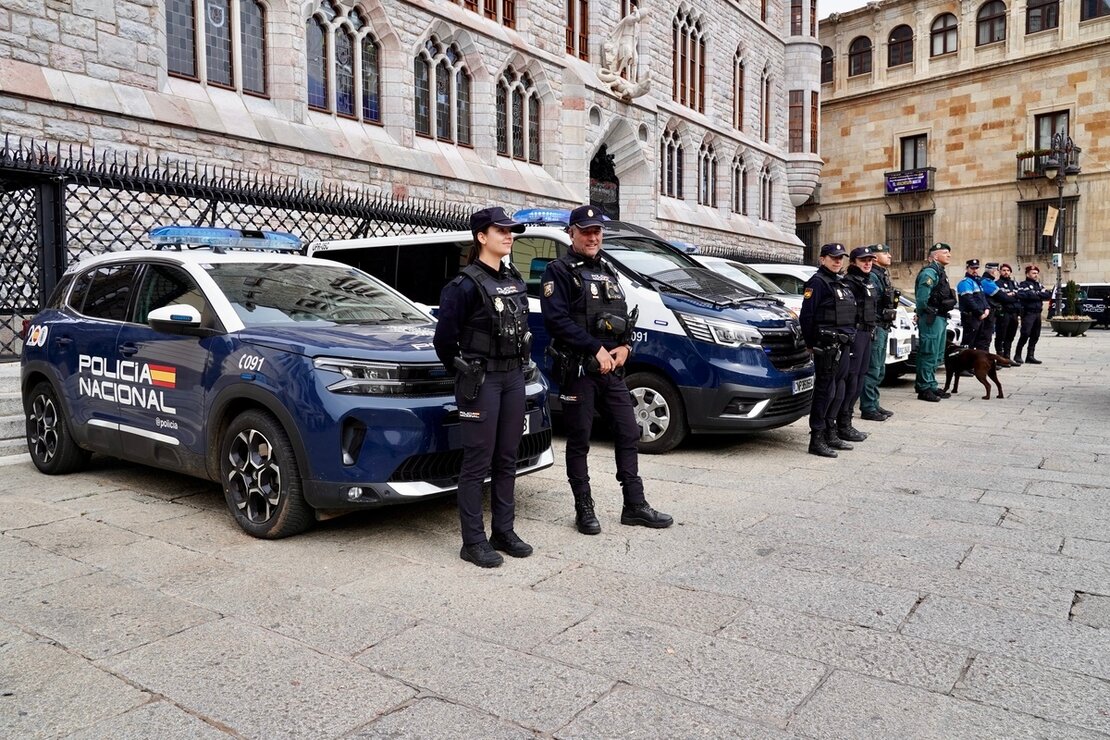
[943,344,1012,399]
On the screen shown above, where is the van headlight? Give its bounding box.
[675,312,762,349]
[313,357,453,396]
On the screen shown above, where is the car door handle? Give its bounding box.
[118,343,139,356]
[56,336,73,347]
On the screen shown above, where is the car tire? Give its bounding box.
[220,409,313,539]
[625,372,688,454]
[25,381,91,475]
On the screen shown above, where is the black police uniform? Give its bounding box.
[799,248,857,456]
[1015,275,1051,364]
[993,271,1021,359]
[434,259,530,555]
[838,259,877,441]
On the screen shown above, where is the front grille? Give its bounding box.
[388,428,553,484]
[764,390,813,418]
[761,328,811,370]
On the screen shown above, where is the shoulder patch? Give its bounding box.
[543,281,554,297]
[925,277,934,286]
[803,288,813,299]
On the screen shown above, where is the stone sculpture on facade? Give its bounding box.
[598,4,652,101]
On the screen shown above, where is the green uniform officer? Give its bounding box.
[859,243,897,421]
[914,242,957,402]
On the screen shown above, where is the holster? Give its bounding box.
[453,356,486,402]
[545,345,582,387]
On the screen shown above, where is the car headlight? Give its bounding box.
[675,312,762,348]
[313,357,452,396]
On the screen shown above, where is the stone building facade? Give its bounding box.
[805,0,1110,290]
[0,0,822,261]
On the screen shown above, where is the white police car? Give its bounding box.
[21,227,552,538]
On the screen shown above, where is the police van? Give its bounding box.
[310,211,815,453]
[20,227,553,538]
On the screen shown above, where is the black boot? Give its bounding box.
[876,406,894,417]
[837,424,868,442]
[620,501,673,528]
[460,541,504,568]
[573,492,601,535]
[489,530,534,558]
[1025,353,1042,364]
[825,428,853,451]
[860,409,887,422]
[808,431,837,458]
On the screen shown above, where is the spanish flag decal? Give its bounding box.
[148,364,177,388]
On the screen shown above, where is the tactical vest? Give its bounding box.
[813,269,857,327]
[458,263,530,363]
[873,266,895,312]
[845,270,877,328]
[925,264,957,312]
[561,253,630,344]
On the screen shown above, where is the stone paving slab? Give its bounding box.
[1063,536,1110,564]
[6,513,146,558]
[352,697,535,739]
[1071,592,1110,630]
[960,543,1110,595]
[64,700,232,739]
[102,618,416,738]
[0,533,96,599]
[0,494,78,530]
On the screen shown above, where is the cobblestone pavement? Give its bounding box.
[2,331,1110,739]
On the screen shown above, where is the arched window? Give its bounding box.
[848,36,872,76]
[761,69,772,143]
[415,37,471,145]
[305,4,382,124]
[732,158,748,216]
[698,143,718,207]
[888,25,914,67]
[820,46,833,83]
[672,9,706,113]
[660,129,684,199]
[760,166,774,221]
[167,0,268,96]
[977,1,1007,45]
[931,13,958,56]
[734,52,745,131]
[496,68,542,163]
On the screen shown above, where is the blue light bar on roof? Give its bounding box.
[513,208,573,226]
[669,240,699,254]
[147,226,302,252]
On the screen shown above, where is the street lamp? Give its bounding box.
[1042,132,1081,316]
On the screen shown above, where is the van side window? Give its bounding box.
[510,237,559,297]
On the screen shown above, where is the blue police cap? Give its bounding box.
[966,258,980,269]
[568,205,606,229]
[850,246,877,261]
[820,243,847,258]
[470,206,525,235]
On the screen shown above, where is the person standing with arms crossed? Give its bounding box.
[540,205,672,534]
[914,242,957,402]
[1015,263,1052,365]
[956,259,991,350]
[434,207,534,568]
[859,244,897,422]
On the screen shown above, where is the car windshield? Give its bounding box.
[708,260,785,294]
[204,262,428,326]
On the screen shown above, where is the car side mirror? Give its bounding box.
[148,304,206,335]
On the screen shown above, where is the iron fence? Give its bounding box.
[0,133,470,360]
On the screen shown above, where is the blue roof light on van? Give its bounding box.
[148,226,303,253]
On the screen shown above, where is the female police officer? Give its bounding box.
[433,206,533,568]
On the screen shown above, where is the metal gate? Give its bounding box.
[0,133,469,360]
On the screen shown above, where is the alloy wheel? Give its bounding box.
[226,428,282,523]
[630,386,670,443]
[28,394,59,464]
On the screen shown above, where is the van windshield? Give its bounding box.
[604,237,757,299]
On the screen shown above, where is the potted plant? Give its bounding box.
[1050,279,1094,336]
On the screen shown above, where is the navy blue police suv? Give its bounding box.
[21,227,552,538]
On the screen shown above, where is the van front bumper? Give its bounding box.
[679,381,812,433]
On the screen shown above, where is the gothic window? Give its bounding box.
[888,24,913,67]
[698,143,718,207]
[820,46,833,83]
[931,13,958,56]
[167,0,268,96]
[977,0,1007,45]
[848,36,872,76]
[672,9,706,113]
[415,37,471,145]
[760,166,774,221]
[306,4,382,124]
[734,53,745,131]
[496,68,542,163]
[660,129,684,199]
[732,159,748,215]
[567,0,589,60]
[761,69,771,143]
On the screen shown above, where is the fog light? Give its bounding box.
[347,486,363,501]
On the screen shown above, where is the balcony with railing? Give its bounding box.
[1016,146,1081,180]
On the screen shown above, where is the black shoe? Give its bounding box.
[837,425,868,442]
[825,429,853,450]
[1025,357,1042,364]
[1010,357,1022,366]
[620,501,673,528]
[808,431,837,458]
[860,409,887,422]
[877,406,894,418]
[573,494,601,535]
[936,390,951,398]
[917,390,940,402]
[460,542,503,568]
[489,530,533,558]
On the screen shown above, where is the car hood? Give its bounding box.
[236,322,441,363]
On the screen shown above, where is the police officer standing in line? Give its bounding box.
[540,205,673,533]
[859,244,897,422]
[1015,263,1052,365]
[434,206,534,568]
[956,259,991,350]
[978,262,1015,354]
[836,246,878,442]
[914,242,957,402]
[993,263,1022,363]
[799,243,857,458]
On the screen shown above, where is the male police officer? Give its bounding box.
[977,262,1014,353]
[859,244,897,422]
[540,205,672,533]
[836,245,878,442]
[914,242,957,402]
[993,263,1022,363]
[957,259,991,350]
[799,243,856,457]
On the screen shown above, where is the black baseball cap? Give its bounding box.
[470,206,525,235]
[568,205,607,229]
[820,243,847,258]
[850,246,877,261]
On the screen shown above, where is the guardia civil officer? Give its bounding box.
[956,259,991,350]
[799,242,857,458]
[914,242,957,402]
[433,206,534,568]
[836,246,879,442]
[859,244,897,422]
[1014,263,1052,365]
[992,263,1022,363]
[540,205,672,533]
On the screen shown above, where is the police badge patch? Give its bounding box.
[493,297,504,311]
[543,281,554,297]
[590,283,600,297]
[803,288,813,299]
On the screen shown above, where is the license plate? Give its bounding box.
[523,410,538,435]
[793,376,815,394]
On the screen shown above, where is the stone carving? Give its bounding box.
[598,4,652,101]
